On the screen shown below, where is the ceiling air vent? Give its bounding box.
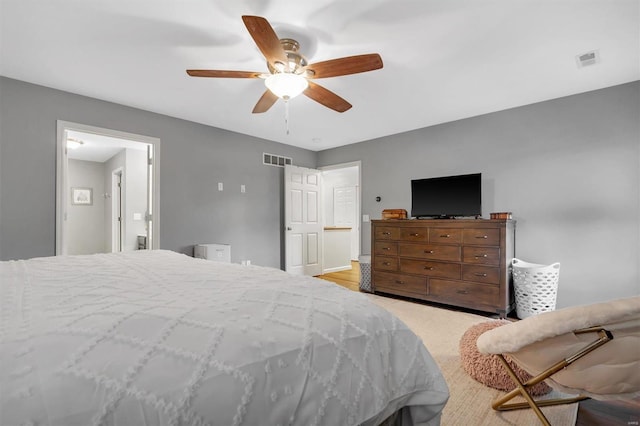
[263,153,292,167]
[575,50,600,68]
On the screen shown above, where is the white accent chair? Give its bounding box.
[476,296,640,426]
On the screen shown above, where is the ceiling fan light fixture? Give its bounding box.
[265,73,308,100]
[186,16,383,113]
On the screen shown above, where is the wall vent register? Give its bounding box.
[263,153,292,167]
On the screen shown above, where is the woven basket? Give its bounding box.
[358,255,372,293]
[512,258,560,319]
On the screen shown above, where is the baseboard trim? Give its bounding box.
[322,265,353,274]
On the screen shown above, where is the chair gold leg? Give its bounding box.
[495,354,553,426]
[495,395,589,411]
[489,327,613,426]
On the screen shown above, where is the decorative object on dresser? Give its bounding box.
[371,219,516,318]
[490,212,513,220]
[381,209,408,220]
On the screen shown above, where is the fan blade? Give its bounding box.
[303,81,352,113]
[252,90,279,113]
[186,70,263,78]
[242,15,289,70]
[306,54,383,79]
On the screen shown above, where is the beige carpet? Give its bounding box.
[366,294,578,426]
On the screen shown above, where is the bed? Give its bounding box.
[0,250,448,426]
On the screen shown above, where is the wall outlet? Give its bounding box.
[241,260,251,266]
[363,214,370,222]
[218,182,223,191]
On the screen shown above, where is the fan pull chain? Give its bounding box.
[284,98,290,135]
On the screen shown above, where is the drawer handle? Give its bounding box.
[382,247,390,251]
[457,290,470,294]
[410,233,421,237]
[440,234,451,238]
[383,262,391,266]
[424,266,434,271]
[382,232,391,235]
[475,254,488,259]
[475,235,488,239]
[395,280,404,285]
[475,273,488,277]
[424,250,434,254]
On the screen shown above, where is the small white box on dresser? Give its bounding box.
[194,244,231,263]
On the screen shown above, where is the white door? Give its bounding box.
[285,164,323,276]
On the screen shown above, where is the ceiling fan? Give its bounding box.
[186,15,383,114]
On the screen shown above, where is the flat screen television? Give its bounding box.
[410,173,481,219]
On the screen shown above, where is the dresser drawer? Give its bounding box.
[374,241,398,256]
[428,228,463,244]
[375,226,400,240]
[374,271,427,296]
[462,264,500,284]
[399,228,428,242]
[374,256,398,271]
[399,243,461,261]
[463,247,500,266]
[370,219,515,317]
[429,279,499,308]
[463,228,500,246]
[400,259,461,279]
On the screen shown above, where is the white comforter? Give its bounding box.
[1,250,448,426]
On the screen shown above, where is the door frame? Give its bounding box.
[111,167,124,252]
[55,120,161,255]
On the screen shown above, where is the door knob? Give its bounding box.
[287,227,292,231]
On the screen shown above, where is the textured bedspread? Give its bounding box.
[1,250,448,426]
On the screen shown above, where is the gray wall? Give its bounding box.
[68,159,106,254]
[1,75,638,307]
[0,77,315,267]
[104,149,126,252]
[317,82,640,308]
[124,148,148,251]
[102,148,147,252]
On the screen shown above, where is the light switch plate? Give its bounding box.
[218,182,223,191]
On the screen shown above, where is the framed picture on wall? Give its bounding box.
[71,187,93,205]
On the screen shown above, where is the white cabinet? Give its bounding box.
[322,227,352,273]
[194,244,231,263]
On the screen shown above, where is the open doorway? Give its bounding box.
[56,121,160,255]
[320,161,361,273]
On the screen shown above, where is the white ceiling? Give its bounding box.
[66,130,148,163]
[1,0,638,151]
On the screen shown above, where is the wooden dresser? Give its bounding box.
[371,219,516,317]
